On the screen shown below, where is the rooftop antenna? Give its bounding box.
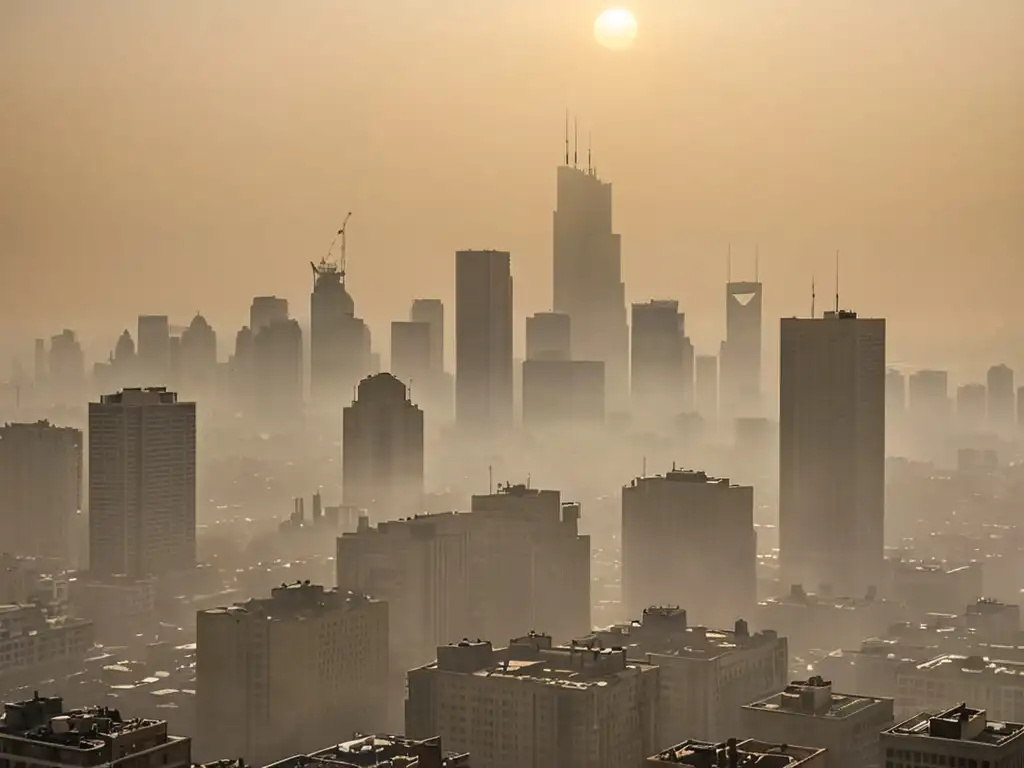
[587,131,593,175]
[727,244,732,283]
[488,465,493,495]
[811,274,817,319]
[755,244,760,283]
[573,116,578,168]
[339,211,353,280]
[527,473,532,489]
[834,249,840,314]
[564,109,569,166]
[642,455,647,478]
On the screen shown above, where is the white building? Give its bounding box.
[406,632,659,768]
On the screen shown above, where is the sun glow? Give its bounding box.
[594,8,638,51]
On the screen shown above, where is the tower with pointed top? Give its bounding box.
[720,265,763,419]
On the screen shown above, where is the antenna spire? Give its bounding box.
[811,274,817,319]
[755,244,760,282]
[564,110,569,166]
[339,211,353,280]
[588,131,592,175]
[834,249,840,314]
[727,244,732,283]
[573,116,578,168]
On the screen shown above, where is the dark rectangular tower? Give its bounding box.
[720,281,763,419]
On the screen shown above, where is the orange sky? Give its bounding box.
[1,0,1021,377]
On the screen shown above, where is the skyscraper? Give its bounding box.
[310,256,371,412]
[455,249,513,430]
[47,329,85,404]
[390,321,432,388]
[522,359,605,426]
[343,373,424,519]
[179,314,217,401]
[0,420,82,562]
[720,280,763,418]
[253,318,303,420]
[957,383,987,432]
[88,387,196,578]
[987,364,1015,433]
[885,368,906,418]
[525,311,571,361]
[552,163,628,411]
[631,300,684,418]
[249,295,289,334]
[137,315,171,384]
[779,310,885,596]
[409,298,445,374]
[694,354,719,422]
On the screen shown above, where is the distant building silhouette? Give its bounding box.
[249,295,289,334]
[253,318,303,421]
[0,420,82,562]
[694,354,719,422]
[720,279,763,418]
[908,369,950,424]
[885,368,906,418]
[390,320,432,389]
[137,315,171,384]
[179,313,218,401]
[957,383,987,432]
[48,329,85,405]
[987,363,1015,433]
[522,359,605,426]
[455,250,513,430]
[779,310,886,596]
[343,373,424,520]
[631,300,687,418]
[552,163,629,411]
[525,311,571,361]
[409,298,445,374]
[310,260,371,412]
[88,387,196,578]
[230,325,255,407]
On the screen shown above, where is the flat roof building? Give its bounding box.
[882,704,1024,768]
[648,738,824,768]
[264,735,470,768]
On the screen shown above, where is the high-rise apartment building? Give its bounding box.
[249,295,289,334]
[455,250,513,430]
[584,607,788,748]
[197,582,388,765]
[342,373,424,520]
[522,359,605,426]
[987,363,1015,433]
[88,387,196,578]
[720,279,763,418]
[406,633,660,768]
[526,311,572,361]
[552,163,629,411]
[882,704,1024,768]
[390,321,432,388]
[0,421,82,562]
[253,318,303,420]
[779,310,885,596]
[310,259,372,412]
[410,298,445,373]
[742,677,894,768]
[694,354,719,422]
[137,315,171,384]
[631,300,685,419]
[622,469,756,628]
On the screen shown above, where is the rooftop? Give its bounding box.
[760,584,885,609]
[744,676,890,719]
[648,738,824,767]
[625,469,744,490]
[886,704,1024,748]
[911,654,1024,680]
[265,735,470,768]
[201,582,378,622]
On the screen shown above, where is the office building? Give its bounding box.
[742,676,894,768]
[622,470,756,628]
[987,364,1015,433]
[881,704,1024,768]
[955,383,987,432]
[584,607,788,747]
[253,318,303,419]
[406,632,660,768]
[896,656,1024,723]
[0,693,191,768]
[137,315,171,384]
[455,249,513,430]
[552,162,629,411]
[908,370,950,425]
[694,355,719,422]
[526,311,571,361]
[631,300,685,418]
[342,373,424,520]
[249,295,289,334]
[88,388,196,578]
[648,738,825,768]
[46,330,85,404]
[0,604,94,681]
[264,736,470,768]
[720,278,763,419]
[779,310,886,596]
[886,369,906,418]
[1018,387,1024,431]
[179,313,218,400]
[522,358,604,426]
[310,257,372,412]
[410,298,445,373]
[0,420,82,562]
[391,321,432,387]
[197,582,388,766]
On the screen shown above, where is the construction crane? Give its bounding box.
[337,211,353,279]
[311,212,354,283]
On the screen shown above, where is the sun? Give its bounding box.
[594,8,638,51]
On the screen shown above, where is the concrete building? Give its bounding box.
[196,582,388,766]
[694,355,719,423]
[391,321,432,388]
[622,470,757,628]
[0,693,191,768]
[264,735,471,768]
[956,383,987,432]
[455,250,513,431]
[0,605,94,685]
[410,299,445,373]
[632,300,686,418]
[343,373,424,520]
[584,607,788,747]
[889,561,983,616]
[0,421,82,562]
[552,162,629,411]
[521,359,604,426]
[525,311,572,361]
[886,369,907,418]
[406,632,659,768]
[68,574,156,645]
[88,388,196,578]
[47,330,86,405]
[137,314,171,385]
[908,370,951,426]
[648,738,825,768]
[882,704,1024,768]
[742,676,894,768]
[249,295,289,334]
[720,279,763,419]
[896,655,1024,723]
[179,314,218,402]
[987,364,1015,433]
[253,318,304,420]
[779,310,886,597]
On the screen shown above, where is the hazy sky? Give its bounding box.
[2,0,1021,375]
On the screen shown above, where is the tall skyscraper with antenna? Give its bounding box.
[720,251,763,419]
[552,116,629,411]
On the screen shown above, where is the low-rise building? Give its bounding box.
[741,676,894,768]
[647,737,826,768]
[896,654,1024,723]
[406,631,659,768]
[582,607,788,746]
[0,605,93,686]
[264,735,470,768]
[881,704,1024,768]
[0,692,191,768]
